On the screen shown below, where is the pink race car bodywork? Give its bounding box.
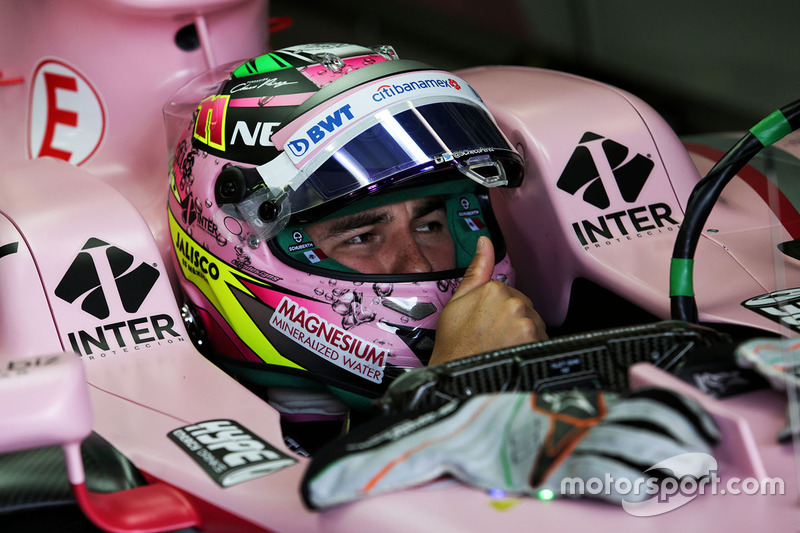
[469,64,800,335]
[1,2,798,531]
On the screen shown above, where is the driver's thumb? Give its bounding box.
[452,236,495,300]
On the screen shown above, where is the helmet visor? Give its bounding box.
[258,98,523,226]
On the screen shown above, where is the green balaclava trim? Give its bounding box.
[275,180,492,272]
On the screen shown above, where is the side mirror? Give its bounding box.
[0,353,201,532]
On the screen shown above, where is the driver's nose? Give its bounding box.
[389,233,433,274]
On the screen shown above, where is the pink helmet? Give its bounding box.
[166,43,523,410]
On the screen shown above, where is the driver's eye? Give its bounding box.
[344,233,374,245]
[416,221,443,232]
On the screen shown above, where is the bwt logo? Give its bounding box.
[56,238,159,319]
[286,103,354,157]
[557,132,654,209]
[28,58,106,165]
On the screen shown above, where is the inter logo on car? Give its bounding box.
[55,238,160,319]
[557,132,654,209]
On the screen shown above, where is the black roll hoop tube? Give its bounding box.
[670,99,800,323]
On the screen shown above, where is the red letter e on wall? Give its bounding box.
[39,72,78,160]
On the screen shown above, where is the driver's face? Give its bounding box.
[304,196,456,274]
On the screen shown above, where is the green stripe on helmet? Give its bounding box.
[233,53,294,78]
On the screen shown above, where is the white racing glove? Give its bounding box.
[736,337,800,443]
[735,337,800,391]
[300,388,719,509]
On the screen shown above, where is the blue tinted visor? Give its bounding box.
[270,99,523,224]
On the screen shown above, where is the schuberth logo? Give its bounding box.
[557,132,653,208]
[558,132,678,248]
[55,238,182,357]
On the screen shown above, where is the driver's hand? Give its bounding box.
[429,236,547,366]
